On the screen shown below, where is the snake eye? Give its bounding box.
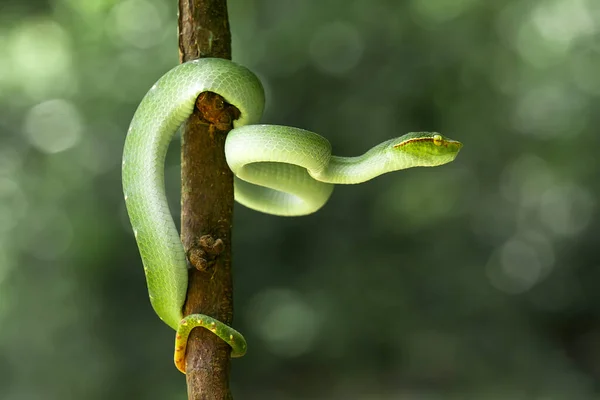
[433,134,443,146]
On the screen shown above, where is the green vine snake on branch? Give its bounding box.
[122,58,462,374]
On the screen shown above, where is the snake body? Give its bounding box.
[122,58,462,373]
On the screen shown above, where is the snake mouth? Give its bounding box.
[391,134,462,163]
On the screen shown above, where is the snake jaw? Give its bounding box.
[389,132,462,168]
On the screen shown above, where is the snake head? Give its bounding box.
[390,132,462,168]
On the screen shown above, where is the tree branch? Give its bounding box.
[178,0,237,399]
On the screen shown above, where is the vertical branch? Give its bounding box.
[178,0,238,399]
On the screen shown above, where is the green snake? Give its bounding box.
[122,58,462,374]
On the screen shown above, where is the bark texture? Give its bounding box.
[178,1,238,399]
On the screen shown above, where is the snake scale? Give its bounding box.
[122,58,462,373]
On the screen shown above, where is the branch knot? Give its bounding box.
[187,234,225,272]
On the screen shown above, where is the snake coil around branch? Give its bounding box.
[122,58,462,373]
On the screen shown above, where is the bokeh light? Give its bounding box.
[1,0,599,399]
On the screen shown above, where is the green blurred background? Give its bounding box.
[1,0,600,398]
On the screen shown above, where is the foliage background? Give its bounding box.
[1,0,599,398]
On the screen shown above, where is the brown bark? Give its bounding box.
[178,0,238,399]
